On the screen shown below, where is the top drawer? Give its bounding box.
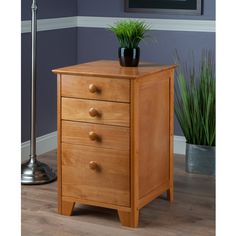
[61,75,130,103]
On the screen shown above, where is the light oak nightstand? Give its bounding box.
[53,60,175,227]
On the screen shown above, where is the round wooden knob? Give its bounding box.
[88,84,97,93]
[89,161,98,170]
[88,131,98,141]
[89,108,99,117]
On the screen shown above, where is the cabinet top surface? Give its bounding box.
[52,60,175,79]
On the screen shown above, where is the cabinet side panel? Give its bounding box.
[137,71,170,199]
[169,69,175,193]
[57,74,62,213]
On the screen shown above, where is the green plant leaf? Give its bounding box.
[108,20,150,48]
[174,51,215,146]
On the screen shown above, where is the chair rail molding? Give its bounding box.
[21,16,78,33]
[21,16,215,33]
[77,16,215,32]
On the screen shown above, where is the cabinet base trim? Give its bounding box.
[62,196,131,212]
[138,182,170,209]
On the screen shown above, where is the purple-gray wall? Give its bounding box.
[21,29,77,142]
[21,1,77,142]
[76,0,215,136]
[77,0,215,20]
[21,0,78,20]
[22,0,215,142]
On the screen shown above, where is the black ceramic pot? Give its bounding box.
[118,47,140,67]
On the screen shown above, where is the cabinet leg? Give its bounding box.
[118,209,139,228]
[61,201,75,216]
[167,187,174,202]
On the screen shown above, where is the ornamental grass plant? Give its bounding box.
[175,51,215,146]
[109,20,150,49]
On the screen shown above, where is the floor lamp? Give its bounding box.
[21,0,57,184]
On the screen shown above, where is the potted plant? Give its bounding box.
[175,51,215,175]
[109,20,150,67]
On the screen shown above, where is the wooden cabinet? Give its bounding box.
[53,60,175,227]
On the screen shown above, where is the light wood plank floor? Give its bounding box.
[22,150,215,236]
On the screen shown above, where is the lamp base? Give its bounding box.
[21,158,57,185]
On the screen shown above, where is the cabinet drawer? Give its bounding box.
[62,120,130,151]
[61,143,130,207]
[62,98,130,127]
[61,75,130,103]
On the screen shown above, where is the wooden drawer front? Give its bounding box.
[62,120,130,151]
[62,98,130,127]
[61,143,130,207]
[61,75,130,102]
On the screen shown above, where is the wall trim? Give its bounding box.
[21,132,186,162]
[21,16,215,34]
[21,131,57,162]
[21,16,78,33]
[174,135,186,155]
[77,16,215,32]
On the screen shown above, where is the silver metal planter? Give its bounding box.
[185,143,215,176]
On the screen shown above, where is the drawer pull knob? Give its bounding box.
[89,108,99,117]
[89,131,98,141]
[89,161,98,170]
[89,84,98,93]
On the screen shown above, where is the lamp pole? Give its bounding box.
[21,0,56,184]
[31,0,37,163]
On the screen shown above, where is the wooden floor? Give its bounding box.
[22,150,215,236]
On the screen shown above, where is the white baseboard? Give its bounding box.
[21,132,185,161]
[21,131,57,162]
[174,135,186,155]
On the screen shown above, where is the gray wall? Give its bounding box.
[77,0,215,20]
[21,1,77,142]
[21,0,215,142]
[76,0,215,136]
[21,0,78,20]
